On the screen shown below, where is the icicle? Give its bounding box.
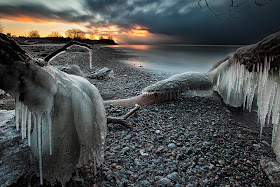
[21,104,25,138]
[89,49,92,69]
[272,82,280,125]
[36,113,43,185]
[94,155,97,177]
[21,104,28,139]
[47,113,53,155]
[266,81,277,125]
[27,110,32,146]
[15,96,20,130]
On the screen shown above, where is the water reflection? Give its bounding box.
[109,45,240,74]
[124,45,151,50]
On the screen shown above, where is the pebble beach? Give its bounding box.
[2,43,276,186]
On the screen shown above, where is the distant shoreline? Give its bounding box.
[13,36,117,45]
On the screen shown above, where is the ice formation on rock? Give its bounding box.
[0,34,107,185]
[208,31,280,162]
[142,72,213,99]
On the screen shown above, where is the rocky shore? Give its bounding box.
[1,43,276,186]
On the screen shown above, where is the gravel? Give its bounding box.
[6,43,276,186]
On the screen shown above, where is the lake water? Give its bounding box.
[108,45,241,75]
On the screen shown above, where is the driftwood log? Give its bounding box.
[234,31,280,72]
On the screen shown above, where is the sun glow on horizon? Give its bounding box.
[130,26,149,37]
[1,19,86,37]
[1,16,166,44]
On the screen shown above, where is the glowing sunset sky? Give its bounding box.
[0,0,279,44]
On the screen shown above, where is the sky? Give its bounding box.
[0,0,279,44]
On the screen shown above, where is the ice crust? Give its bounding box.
[142,72,213,99]
[14,65,107,184]
[208,56,280,162]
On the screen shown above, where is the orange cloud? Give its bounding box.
[130,26,149,37]
[2,15,55,24]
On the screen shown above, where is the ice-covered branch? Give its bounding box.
[208,31,280,162]
[0,34,107,185]
[44,40,92,62]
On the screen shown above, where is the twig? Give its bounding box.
[198,0,225,20]
[107,104,141,128]
[122,104,141,119]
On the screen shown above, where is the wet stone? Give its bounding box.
[124,135,132,140]
[202,141,212,149]
[168,143,176,149]
[134,159,141,167]
[106,174,113,181]
[188,176,196,181]
[186,147,195,154]
[167,172,179,181]
[121,146,130,153]
[155,130,161,134]
[159,177,172,187]
[253,144,261,149]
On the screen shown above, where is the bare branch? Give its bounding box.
[199,0,225,20]
[254,0,270,7]
[107,104,141,128]
[44,40,92,62]
[122,104,141,120]
[198,0,271,19]
[228,0,244,19]
[198,0,202,9]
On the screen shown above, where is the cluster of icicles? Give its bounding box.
[15,96,51,185]
[14,44,92,185]
[210,56,280,161]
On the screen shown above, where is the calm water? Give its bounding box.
[109,45,241,74]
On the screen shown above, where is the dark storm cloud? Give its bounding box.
[0,0,279,44]
[83,0,280,44]
[0,2,92,23]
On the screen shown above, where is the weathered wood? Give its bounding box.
[122,104,141,119]
[0,33,32,64]
[234,31,280,72]
[103,94,170,107]
[107,104,141,128]
[107,117,130,128]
